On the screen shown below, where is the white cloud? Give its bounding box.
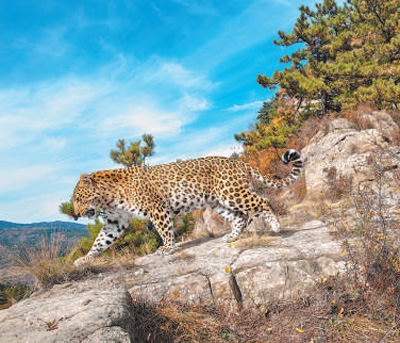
[0,165,57,193]
[177,93,211,112]
[0,56,219,221]
[102,105,188,138]
[226,100,263,112]
[200,143,243,158]
[158,62,217,91]
[0,58,214,153]
[1,190,70,223]
[0,79,111,150]
[100,93,210,139]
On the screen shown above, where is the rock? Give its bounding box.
[0,224,345,341]
[11,110,397,340]
[0,278,135,343]
[81,327,131,343]
[192,199,284,238]
[302,112,400,200]
[191,206,231,238]
[129,220,345,311]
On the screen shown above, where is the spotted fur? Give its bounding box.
[72,149,302,265]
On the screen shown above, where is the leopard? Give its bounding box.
[72,149,302,265]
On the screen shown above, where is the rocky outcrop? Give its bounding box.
[0,219,345,342]
[0,279,135,342]
[130,220,344,310]
[302,112,400,200]
[190,206,231,238]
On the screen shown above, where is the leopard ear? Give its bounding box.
[80,173,95,187]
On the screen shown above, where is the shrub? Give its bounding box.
[322,166,352,201]
[319,148,400,333]
[16,232,112,289]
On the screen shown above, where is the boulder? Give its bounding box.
[130,220,345,311]
[0,278,135,343]
[190,206,231,238]
[0,220,345,342]
[301,112,400,200]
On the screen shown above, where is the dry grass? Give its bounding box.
[131,276,399,342]
[16,234,75,288]
[132,300,272,343]
[356,102,375,115]
[16,233,115,289]
[174,250,195,261]
[322,166,351,201]
[343,105,375,131]
[263,277,400,343]
[110,249,137,269]
[353,114,375,130]
[289,174,307,203]
[296,114,333,149]
[173,265,198,276]
[186,228,214,241]
[388,109,400,127]
[236,232,276,249]
[390,126,400,145]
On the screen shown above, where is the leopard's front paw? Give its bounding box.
[222,233,236,243]
[270,221,281,233]
[155,245,175,256]
[74,256,89,266]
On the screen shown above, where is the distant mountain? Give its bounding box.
[0,220,86,230]
[0,220,88,247]
[0,220,89,283]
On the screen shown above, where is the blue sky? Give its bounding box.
[0,0,317,223]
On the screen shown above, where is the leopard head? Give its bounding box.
[72,173,100,220]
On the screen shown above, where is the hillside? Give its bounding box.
[0,220,88,283]
[0,220,86,230]
[0,220,87,246]
[0,112,399,342]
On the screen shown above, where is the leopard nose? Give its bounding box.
[86,209,95,218]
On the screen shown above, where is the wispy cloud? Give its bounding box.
[0,57,215,221]
[0,79,111,150]
[0,165,57,193]
[160,63,216,90]
[226,100,263,112]
[101,104,189,138]
[1,190,70,223]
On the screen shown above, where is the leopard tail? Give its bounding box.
[248,149,303,189]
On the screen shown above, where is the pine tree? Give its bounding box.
[257,0,350,113]
[59,201,75,219]
[236,0,400,175]
[256,0,400,112]
[348,0,400,109]
[110,133,155,167]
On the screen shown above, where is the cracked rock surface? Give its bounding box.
[0,220,344,342]
[0,279,135,342]
[130,220,345,310]
[301,113,400,199]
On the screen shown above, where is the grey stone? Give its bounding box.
[81,327,131,343]
[129,220,345,311]
[302,112,400,200]
[0,280,135,343]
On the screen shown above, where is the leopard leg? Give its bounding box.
[212,205,247,243]
[150,209,175,255]
[74,211,131,266]
[246,196,281,232]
